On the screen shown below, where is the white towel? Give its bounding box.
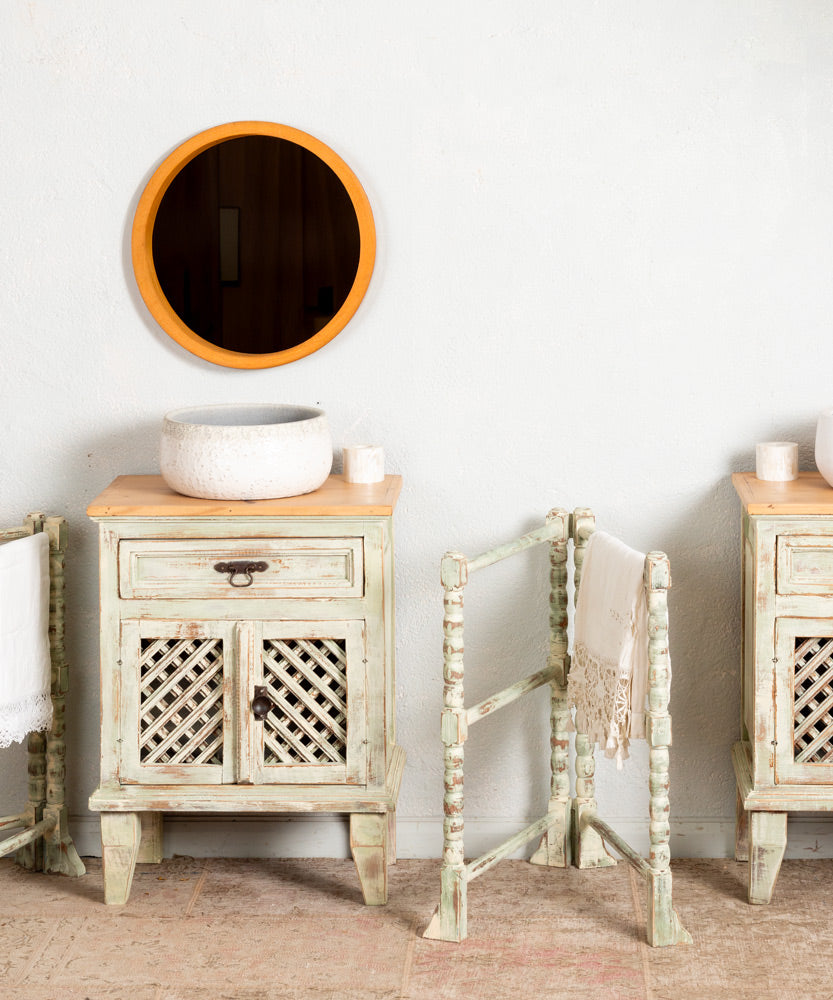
[568,530,650,768]
[0,532,53,748]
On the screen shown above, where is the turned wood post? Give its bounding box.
[531,509,571,867]
[644,552,690,945]
[571,508,614,868]
[430,551,469,941]
[41,517,84,876]
[15,515,47,870]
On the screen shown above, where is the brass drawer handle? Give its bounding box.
[213,560,268,588]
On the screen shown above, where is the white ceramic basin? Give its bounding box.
[160,404,332,500]
[817,408,833,489]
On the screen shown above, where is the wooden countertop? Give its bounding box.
[732,471,833,515]
[87,474,403,518]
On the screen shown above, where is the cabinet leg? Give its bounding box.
[100,813,141,905]
[137,812,164,864]
[387,808,397,865]
[735,788,749,862]
[748,811,787,905]
[350,813,388,905]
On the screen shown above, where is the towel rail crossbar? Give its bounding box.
[465,520,565,576]
[0,813,28,831]
[0,526,33,542]
[465,665,558,728]
[582,814,652,879]
[465,814,559,883]
[0,817,57,857]
[424,506,690,948]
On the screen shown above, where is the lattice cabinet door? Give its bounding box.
[774,616,833,785]
[119,619,238,785]
[239,619,368,785]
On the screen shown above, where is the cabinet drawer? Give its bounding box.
[777,534,833,596]
[119,538,364,599]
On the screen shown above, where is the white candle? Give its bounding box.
[755,441,798,482]
[343,445,385,484]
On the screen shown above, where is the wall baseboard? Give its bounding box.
[69,814,833,860]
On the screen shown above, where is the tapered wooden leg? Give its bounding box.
[350,813,388,905]
[647,870,693,946]
[735,788,749,862]
[748,811,787,904]
[386,808,397,865]
[101,812,141,905]
[40,517,84,878]
[423,865,467,943]
[137,812,164,864]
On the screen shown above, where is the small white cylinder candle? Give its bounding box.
[343,445,385,484]
[755,441,798,482]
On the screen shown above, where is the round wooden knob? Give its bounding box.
[251,692,274,719]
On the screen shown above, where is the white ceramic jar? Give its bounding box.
[816,408,833,489]
[160,404,332,500]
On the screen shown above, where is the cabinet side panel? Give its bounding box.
[742,511,755,744]
[99,525,122,785]
[751,520,778,787]
[362,522,387,788]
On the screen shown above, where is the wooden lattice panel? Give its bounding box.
[139,637,224,765]
[793,636,833,763]
[262,638,348,765]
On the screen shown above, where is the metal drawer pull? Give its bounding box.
[213,560,268,587]
[251,685,275,720]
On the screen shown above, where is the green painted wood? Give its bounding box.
[1,514,84,877]
[583,815,650,877]
[466,814,558,881]
[89,493,400,905]
[531,508,572,868]
[748,811,787,905]
[571,509,616,870]
[350,812,389,904]
[732,484,833,903]
[466,665,557,727]
[100,812,141,905]
[425,507,688,947]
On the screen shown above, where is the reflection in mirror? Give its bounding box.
[132,122,375,369]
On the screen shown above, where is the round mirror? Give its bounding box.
[132,121,375,369]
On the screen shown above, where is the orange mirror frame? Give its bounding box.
[131,121,376,369]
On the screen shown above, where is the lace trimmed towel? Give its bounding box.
[0,532,53,747]
[568,530,651,768]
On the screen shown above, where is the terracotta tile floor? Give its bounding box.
[2,856,833,999]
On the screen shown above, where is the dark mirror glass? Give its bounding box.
[151,135,361,356]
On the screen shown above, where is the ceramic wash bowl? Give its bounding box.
[160,404,332,500]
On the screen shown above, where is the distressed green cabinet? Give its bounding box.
[88,474,403,905]
[733,472,833,903]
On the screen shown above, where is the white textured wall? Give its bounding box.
[3,1,833,859]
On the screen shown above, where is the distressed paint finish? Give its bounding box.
[643,552,691,946]
[732,472,833,905]
[88,475,402,906]
[531,508,572,868]
[424,509,689,947]
[350,812,389,904]
[572,509,615,870]
[0,514,84,878]
[423,552,468,942]
[100,812,141,904]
